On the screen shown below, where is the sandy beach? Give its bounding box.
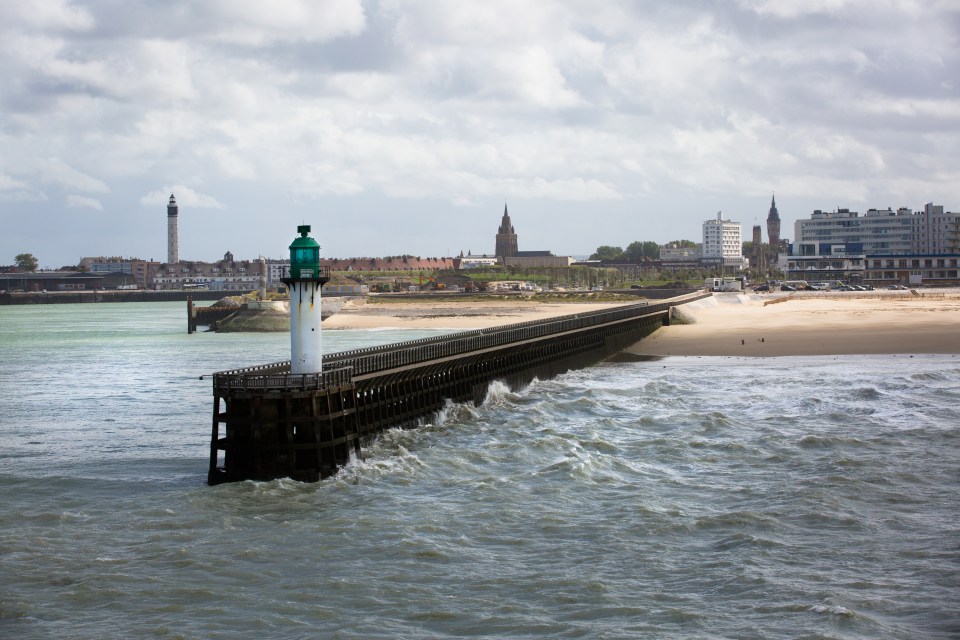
[324,292,960,357]
[628,291,960,357]
[323,298,633,331]
[323,290,960,357]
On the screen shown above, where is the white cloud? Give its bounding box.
[39,158,109,193]
[0,0,94,31]
[1,1,958,264]
[66,194,102,210]
[140,186,224,209]
[202,0,366,45]
[0,173,29,191]
[0,189,48,203]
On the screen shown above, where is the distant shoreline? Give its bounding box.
[0,289,226,305]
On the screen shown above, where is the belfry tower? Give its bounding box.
[167,194,179,264]
[766,193,781,248]
[495,204,518,259]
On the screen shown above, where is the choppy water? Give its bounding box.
[1,302,958,639]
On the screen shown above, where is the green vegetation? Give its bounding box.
[14,253,38,271]
[589,245,626,261]
[588,240,686,262]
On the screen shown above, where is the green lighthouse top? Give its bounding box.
[287,224,323,280]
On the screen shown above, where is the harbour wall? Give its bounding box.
[1,289,225,305]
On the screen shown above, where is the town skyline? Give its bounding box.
[2,2,958,268]
[6,195,957,270]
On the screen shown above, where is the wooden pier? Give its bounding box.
[187,297,238,333]
[208,292,709,484]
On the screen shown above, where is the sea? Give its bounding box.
[1,302,958,640]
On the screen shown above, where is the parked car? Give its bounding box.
[754,284,770,292]
[781,284,796,291]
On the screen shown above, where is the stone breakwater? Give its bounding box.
[207,297,344,332]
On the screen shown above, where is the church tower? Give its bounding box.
[766,193,781,247]
[167,194,179,264]
[495,204,518,258]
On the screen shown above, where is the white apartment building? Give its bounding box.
[794,207,913,254]
[784,202,960,285]
[702,214,744,270]
[795,204,958,255]
[913,203,960,254]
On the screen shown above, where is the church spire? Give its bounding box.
[766,191,781,247]
[495,203,518,258]
[499,203,514,234]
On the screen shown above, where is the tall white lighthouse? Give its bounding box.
[281,225,329,374]
[167,194,179,264]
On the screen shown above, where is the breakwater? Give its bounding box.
[1,289,225,305]
[208,293,708,484]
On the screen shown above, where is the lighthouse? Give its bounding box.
[281,225,329,374]
[167,194,179,264]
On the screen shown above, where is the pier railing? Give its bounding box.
[213,366,354,391]
[211,292,708,387]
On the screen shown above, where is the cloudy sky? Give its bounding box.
[1,0,958,267]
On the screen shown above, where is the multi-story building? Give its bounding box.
[913,203,960,255]
[152,252,265,291]
[794,203,959,256]
[783,202,960,285]
[80,256,135,274]
[79,256,160,289]
[794,207,914,255]
[780,242,865,285]
[659,243,702,273]
[702,213,744,271]
[864,254,960,287]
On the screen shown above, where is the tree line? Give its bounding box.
[589,240,697,262]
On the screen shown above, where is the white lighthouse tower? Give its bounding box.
[281,225,329,374]
[167,194,179,264]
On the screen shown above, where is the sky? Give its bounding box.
[1,0,958,268]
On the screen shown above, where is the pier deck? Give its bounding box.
[208,292,708,484]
